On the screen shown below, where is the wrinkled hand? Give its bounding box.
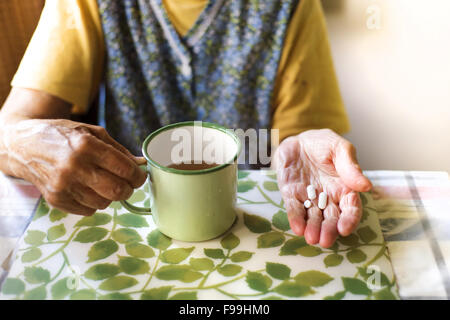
[273,129,372,248]
[2,119,147,215]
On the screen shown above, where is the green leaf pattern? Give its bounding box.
[1,171,398,300]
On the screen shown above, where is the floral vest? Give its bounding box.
[97,0,299,155]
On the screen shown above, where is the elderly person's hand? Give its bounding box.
[0,88,147,216]
[273,129,372,248]
[1,117,146,216]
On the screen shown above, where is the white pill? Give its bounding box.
[304,200,312,209]
[306,185,316,200]
[318,192,327,209]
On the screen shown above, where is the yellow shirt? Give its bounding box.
[11,0,349,141]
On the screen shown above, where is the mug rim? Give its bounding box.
[142,121,242,175]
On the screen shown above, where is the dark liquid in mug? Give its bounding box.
[167,161,219,171]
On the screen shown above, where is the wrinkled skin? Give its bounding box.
[0,89,370,248]
[273,129,372,248]
[0,118,147,216]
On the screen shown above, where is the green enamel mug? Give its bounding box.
[121,121,241,242]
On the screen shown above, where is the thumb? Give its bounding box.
[134,156,147,166]
[334,140,372,192]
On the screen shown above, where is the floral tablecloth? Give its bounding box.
[0,170,398,300]
[0,175,40,283]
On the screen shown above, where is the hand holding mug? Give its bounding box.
[1,119,146,215]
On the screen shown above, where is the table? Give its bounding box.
[0,170,448,300]
[368,170,450,299]
[0,175,40,284]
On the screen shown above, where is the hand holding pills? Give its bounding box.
[273,129,373,248]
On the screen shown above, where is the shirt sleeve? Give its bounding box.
[271,0,350,142]
[11,0,104,114]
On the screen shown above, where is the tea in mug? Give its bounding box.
[167,161,219,171]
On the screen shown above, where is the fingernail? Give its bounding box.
[134,157,147,165]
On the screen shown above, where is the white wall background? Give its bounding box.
[322,0,450,173]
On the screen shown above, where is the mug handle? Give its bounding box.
[120,200,152,215]
[120,167,152,215]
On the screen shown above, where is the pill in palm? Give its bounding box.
[306,185,316,200]
[304,200,312,209]
[318,192,327,209]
